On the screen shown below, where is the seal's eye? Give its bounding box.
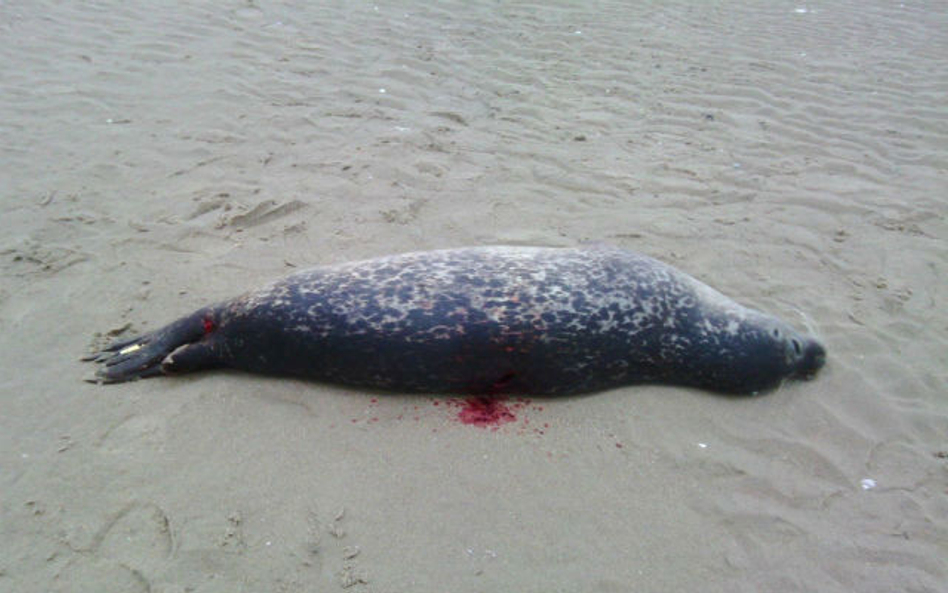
[792,339,802,355]
[771,328,781,338]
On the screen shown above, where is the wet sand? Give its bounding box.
[1,1,946,591]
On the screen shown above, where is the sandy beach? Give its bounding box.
[2,0,946,591]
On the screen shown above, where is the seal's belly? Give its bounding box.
[229,285,645,394]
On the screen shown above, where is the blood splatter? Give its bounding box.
[202,317,215,334]
[351,394,543,433]
[455,397,517,428]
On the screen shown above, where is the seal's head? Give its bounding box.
[788,333,827,380]
[682,313,827,394]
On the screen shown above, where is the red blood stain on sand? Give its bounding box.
[357,395,538,432]
[447,397,523,429]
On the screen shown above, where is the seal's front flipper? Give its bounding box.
[84,308,213,383]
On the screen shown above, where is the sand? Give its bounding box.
[1,0,946,591]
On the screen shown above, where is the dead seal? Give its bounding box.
[84,245,826,395]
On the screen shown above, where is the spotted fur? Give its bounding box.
[85,246,826,394]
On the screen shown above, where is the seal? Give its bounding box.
[84,246,826,395]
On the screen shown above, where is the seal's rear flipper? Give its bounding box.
[162,342,218,375]
[84,308,214,383]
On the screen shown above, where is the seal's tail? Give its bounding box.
[83,308,215,383]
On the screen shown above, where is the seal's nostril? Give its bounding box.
[792,339,802,356]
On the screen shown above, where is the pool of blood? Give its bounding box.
[455,397,517,428]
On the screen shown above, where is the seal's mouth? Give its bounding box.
[794,339,827,379]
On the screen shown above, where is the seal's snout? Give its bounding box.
[793,338,826,379]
